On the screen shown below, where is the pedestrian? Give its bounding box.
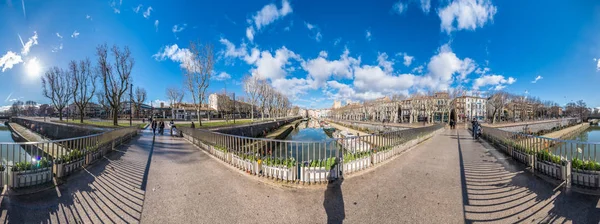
[191,122,195,129]
[152,121,157,135]
[169,120,175,136]
[160,121,165,135]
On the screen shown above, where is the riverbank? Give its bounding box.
[265,119,302,139]
[542,123,590,139]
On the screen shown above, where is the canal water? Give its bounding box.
[271,119,341,163]
[0,122,33,164]
[561,125,600,162]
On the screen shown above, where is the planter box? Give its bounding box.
[372,149,394,164]
[10,167,52,188]
[512,150,534,167]
[343,156,371,174]
[300,167,339,183]
[262,165,296,180]
[232,155,260,174]
[212,148,228,162]
[535,160,564,180]
[572,169,600,188]
[54,159,84,178]
[85,151,102,165]
[0,171,4,187]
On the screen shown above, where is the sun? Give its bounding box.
[25,57,41,78]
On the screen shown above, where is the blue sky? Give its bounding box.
[1,0,600,110]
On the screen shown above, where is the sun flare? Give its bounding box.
[25,57,41,78]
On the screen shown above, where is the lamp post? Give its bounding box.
[130,84,133,127]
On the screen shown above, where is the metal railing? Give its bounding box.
[481,125,600,189]
[180,124,443,184]
[0,127,138,188]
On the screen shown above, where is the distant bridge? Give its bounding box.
[0,116,10,120]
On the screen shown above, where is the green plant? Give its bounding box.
[536,150,562,164]
[304,157,337,170]
[214,145,227,152]
[12,162,33,171]
[0,164,5,172]
[38,158,51,168]
[572,158,600,171]
[263,157,296,168]
[344,151,370,163]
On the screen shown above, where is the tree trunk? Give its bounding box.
[197,109,202,126]
[112,109,118,126]
[58,107,63,121]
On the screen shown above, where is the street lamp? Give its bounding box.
[130,83,133,127]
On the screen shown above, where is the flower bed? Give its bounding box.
[54,150,85,178]
[512,149,534,167]
[211,146,230,162]
[372,146,394,165]
[232,154,260,174]
[535,150,567,180]
[261,158,296,180]
[300,158,338,183]
[343,151,371,174]
[571,158,600,188]
[10,159,53,188]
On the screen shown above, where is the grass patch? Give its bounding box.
[177,119,255,129]
[60,120,146,128]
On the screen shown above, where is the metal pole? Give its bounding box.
[233,92,236,124]
[130,83,133,127]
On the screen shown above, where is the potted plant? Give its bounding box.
[261,157,297,181]
[535,150,567,180]
[511,144,535,167]
[372,146,393,164]
[10,158,53,188]
[54,149,85,178]
[345,151,371,173]
[300,157,338,183]
[212,145,229,162]
[571,158,600,188]
[232,153,260,175]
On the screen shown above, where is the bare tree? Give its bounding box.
[42,66,73,121]
[184,41,214,126]
[242,75,260,120]
[96,91,110,119]
[488,91,509,124]
[135,87,147,118]
[256,79,270,120]
[70,58,97,123]
[166,87,184,119]
[96,44,134,126]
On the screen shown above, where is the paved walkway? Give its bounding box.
[1,128,599,223]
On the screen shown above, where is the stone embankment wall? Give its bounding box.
[326,119,410,133]
[498,118,580,133]
[211,117,301,137]
[11,118,105,140]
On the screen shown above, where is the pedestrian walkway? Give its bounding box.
[0,128,598,223]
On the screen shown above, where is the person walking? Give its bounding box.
[152,121,157,135]
[160,121,165,135]
[190,122,195,129]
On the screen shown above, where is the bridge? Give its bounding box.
[0,125,598,223]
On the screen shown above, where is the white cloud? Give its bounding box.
[305,22,315,30]
[213,72,232,81]
[172,24,187,33]
[438,0,497,34]
[19,31,38,56]
[251,0,292,30]
[251,47,300,80]
[272,77,312,98]
[71,30,80,38]
[150,99,170,107]
[377,52,394,73]
[365,30,372,41]
[219,38,248,58]
[420,0,431,13]
[155,20,159,32]
[392,1,407,15]
[143,6,153,18]
[472,74,516,90]
[110,0,122,13]
[246,27,255,41]
[0,51,23,72]
[246,0,292,41]
[396,52,414,66]
[86,14,92,20]
[51,43,63,53]
[475,67,490,74]
[412,65,424,73]
[596,58,600,71]
[21,0,26,18]
[153,44,193,69]
[423,44,475,90]
[133,4,143,13]
[302,49,358,88]
[333,38,341,46]
[531,75,543,83]
[315,32,322,42]
[56,32,63,39]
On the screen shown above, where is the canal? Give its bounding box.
[280,119,340,163]
[561,125,600,162]
[0,122,33,164]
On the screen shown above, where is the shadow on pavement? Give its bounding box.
[456,130,600,223]
[323,178,345,224]
[0,134,154,223]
